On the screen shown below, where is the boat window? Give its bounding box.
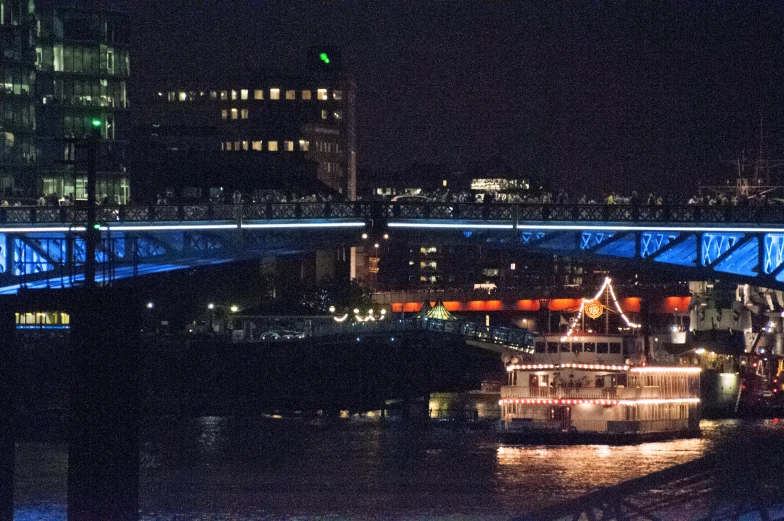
[547,342,558,353]
[584,342,596,353]
[572,342,583,353]
[610,342,622,354]
[616,374,628,387]
[595,375,605,388]
[559,342,570,353]
[597,342,609,353]
[535,342,546,353]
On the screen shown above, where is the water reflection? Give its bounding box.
[13,417,784,521]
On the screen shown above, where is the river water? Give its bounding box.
[12,417,784,520]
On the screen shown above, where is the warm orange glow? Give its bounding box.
[662,296,691,314]
[622,297,641,312]
[548,299,583,311]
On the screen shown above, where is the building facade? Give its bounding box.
[35,0,130,203]
[138,51,356,201]
[0,0,37,199]
[0,0,129,203]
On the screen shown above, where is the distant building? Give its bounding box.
[136,48,357,201]
[0,0,130,202]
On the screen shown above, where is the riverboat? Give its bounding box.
[499,352,702,444]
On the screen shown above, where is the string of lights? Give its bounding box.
[562,277,640,340]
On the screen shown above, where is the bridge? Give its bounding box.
[3,201,784,292]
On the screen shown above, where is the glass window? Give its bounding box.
[572,343,583,353]
[254,89,263,100]
[584,342,596,353]
[178,92,187,102]
[333,90,343,100]
[547,342,558,353]
[221,109,227,120]
[231,90,237,100]
[225,141,233,151]
[241,140,248,151]
[268,141,278,151]
[209,91,217,100]
[285,89,296,100]
[234,141,240,150]
[240,108,248,119]
[321,109,328,120]
[299,139,309,152]
[301,90,311,100]
[334,111,343,120]
[240,89,248,100]
[53,45,63,71]
[597,342,609,354]
[252,141,262,151]
[595,376,605,388]
[559,343,570,353]
[610,343,622,354]
[535,342,546,353]
[220,91,227,101]
[317,88,328,100]
[230,108,238,120]
[284,140,294,151]
[270,88,280,100]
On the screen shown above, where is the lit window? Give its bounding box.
[298,140,309,152]
[225,142,233,151]
[240,108,249,119]
[270,88,280,100]
[268,141,278,151]
[333,90,343,100]
[333,111,343,120]
[252,141,262,151]
[286,89,296,100]
[321,109,328,120]
[284,140,294,151]
[242,140,248,151]
[221,142,225,151]
[510,263,516,270]
[209,91,217,100]
[442,179,447,187]
[167,92,175,102]
[221,110,228,120]
[317,89,328,100]
[231,108,238,120]
[178,92,187,101]
[220,91,227,101]
[240,89,248,100]
[301,90,312,100]
[234,141,240,150]
[254,89,264,100]
[231,90,238,100]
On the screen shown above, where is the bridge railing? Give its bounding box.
[501,387,619,401]
[5,201,784,225]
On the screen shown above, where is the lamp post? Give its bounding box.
[85,119,101,287]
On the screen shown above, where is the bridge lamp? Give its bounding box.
[207,303,215,310]
[146,302,154,309]
[361,233,368,239]
[374,243,379,248]
[329,305,336,313]
[353,308,360,314]
[383,234,389,240]
[380,309,386,315]
[230,305,239,313]
[368,309,374,315]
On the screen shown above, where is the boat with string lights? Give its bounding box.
[499,278,702,444]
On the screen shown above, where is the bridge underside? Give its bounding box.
[0,223,361,293]
[390,223,784,289]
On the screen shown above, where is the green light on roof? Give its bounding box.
[319,52,330,64]
[91,119,102,127]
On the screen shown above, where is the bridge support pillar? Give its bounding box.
[0,299,17,521]
[67,288,141,521]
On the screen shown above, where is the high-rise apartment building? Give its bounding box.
[0,0,129,202]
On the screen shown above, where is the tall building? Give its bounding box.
[136,48,357,201]
[0,0,37,198]
[0,0,129,202]
[34,0,130,203]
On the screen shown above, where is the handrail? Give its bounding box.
[2,201,784,226]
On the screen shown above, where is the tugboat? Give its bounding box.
[499,278,702,444]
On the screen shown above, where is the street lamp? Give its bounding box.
[146,302,154,309]
[230,305,239,313]
[207,303,215,310]
[329,305,336,313]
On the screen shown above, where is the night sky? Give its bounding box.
[131,1,784,196]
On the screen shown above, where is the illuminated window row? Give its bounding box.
[169,88,341,102]
[220,108,249,120]
[314,140,340,154]
[221,140,306,152]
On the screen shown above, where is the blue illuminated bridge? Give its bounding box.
[3,201,784,293]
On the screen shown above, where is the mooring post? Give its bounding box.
[67,288,141,521]
[0,297,17,521]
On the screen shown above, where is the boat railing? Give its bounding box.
[501,386,619,400]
